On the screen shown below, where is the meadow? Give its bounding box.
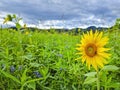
[0,27,120,90]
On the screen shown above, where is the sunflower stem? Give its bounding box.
[97,71,100,90]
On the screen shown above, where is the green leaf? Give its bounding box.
[30,63,40,67]
[84,77,97,84]
[40,67,49,77]
[84,72,97,77]
[21,69,27,84]
[102,65,119,71]
[20,72,43,90]
[108,83,120,88]
[3,14,12,24]
[7,14,12,21]
[0,70,20,84]
[72,84,77,90]
[16,23,21,29]
[20,78,43,90]
[27,82,36,90]
[107,77,112,84]
[13,14,16,18]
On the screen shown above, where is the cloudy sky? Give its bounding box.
[0,0,120,29]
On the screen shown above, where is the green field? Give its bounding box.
[0,29,120,90]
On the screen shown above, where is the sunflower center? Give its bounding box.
[85,43,97,57]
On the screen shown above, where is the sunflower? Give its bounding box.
[76,30,110,71]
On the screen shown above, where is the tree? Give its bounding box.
[114,18,120,29]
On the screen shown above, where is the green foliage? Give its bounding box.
[3,14,25,30]
[84,77,97,84]
[112,18,120,30]
[0,15,120,89]
[84,72,97,77]
[0,70,21,84]
[102,65,119,71]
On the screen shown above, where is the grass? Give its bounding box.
[0,29,120,90]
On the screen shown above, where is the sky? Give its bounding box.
[0,0,120,29]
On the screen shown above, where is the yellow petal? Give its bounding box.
[97,48,110,52]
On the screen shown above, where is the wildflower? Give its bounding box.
[10,65,15,73]
[33,71,42,78]
[76,30,110,71]
[25,31,29,35]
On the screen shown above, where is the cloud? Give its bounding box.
[0,0,120,28]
